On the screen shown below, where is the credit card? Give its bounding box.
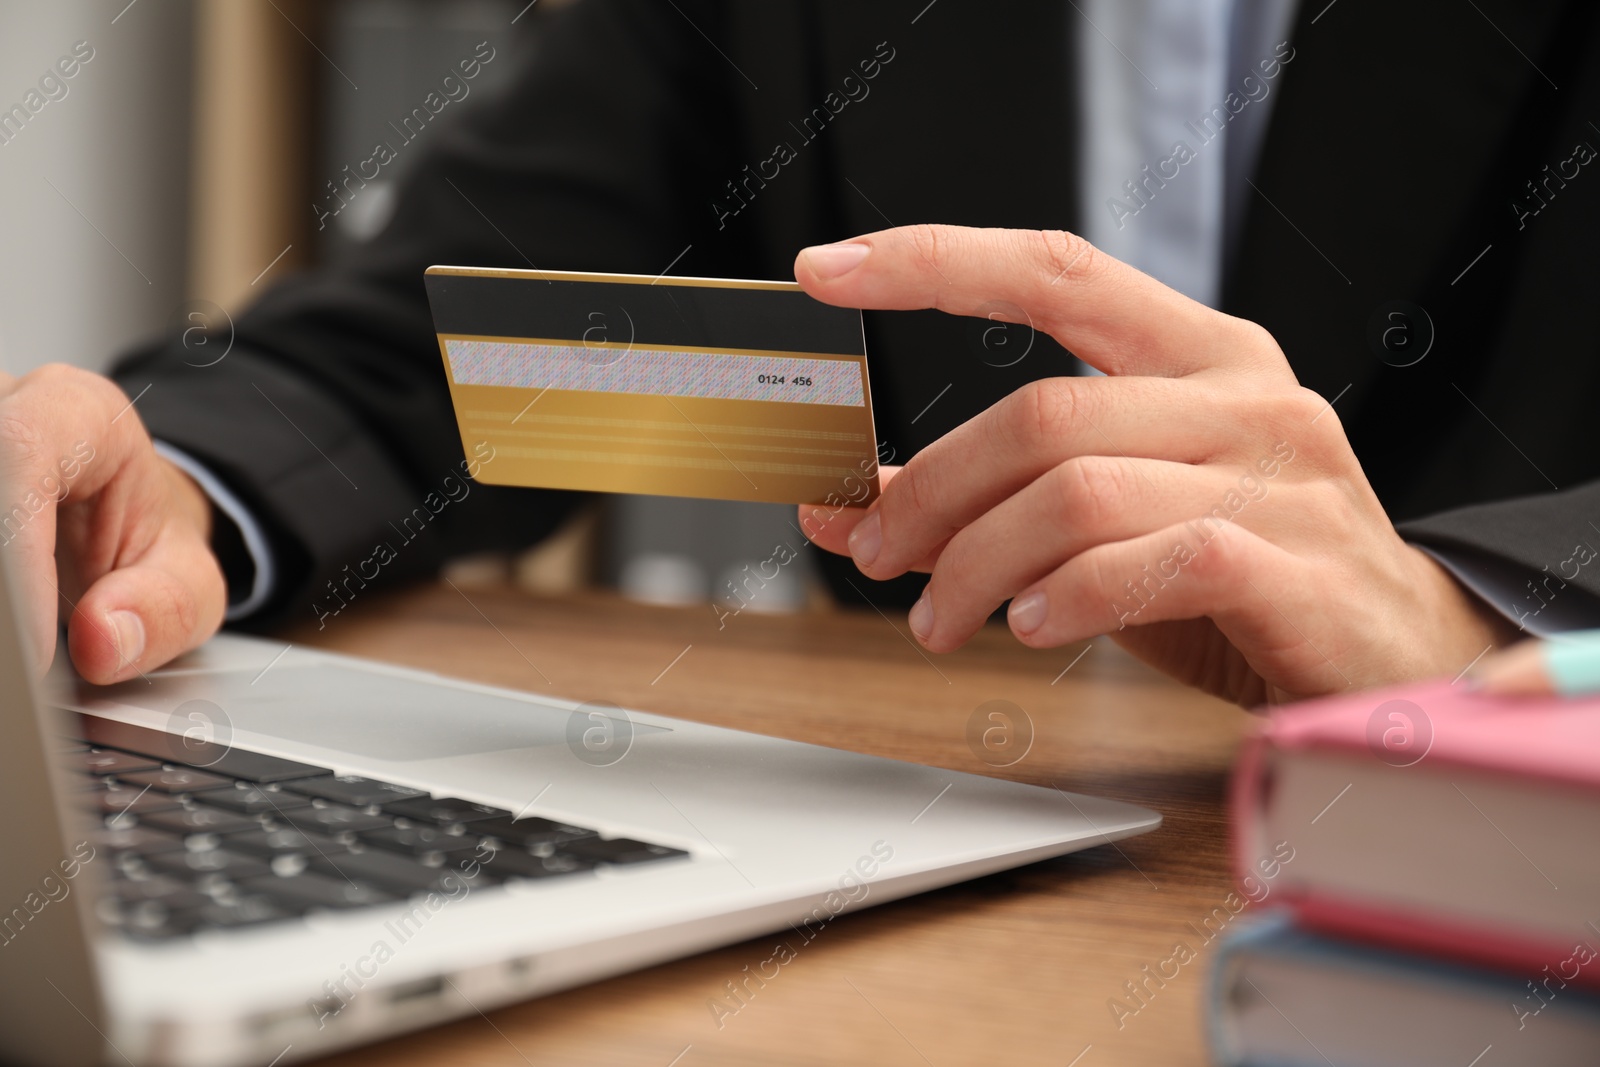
[423,266,881,506]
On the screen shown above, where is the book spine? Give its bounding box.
[1206,912,1296,1067]
[1290,895,1600,991]
[1228,726,1272,891]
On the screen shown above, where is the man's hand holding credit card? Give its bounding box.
[424,266,881,507]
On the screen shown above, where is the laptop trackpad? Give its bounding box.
[71,662,667,762]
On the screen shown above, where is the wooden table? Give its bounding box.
[291,582,1249,1067]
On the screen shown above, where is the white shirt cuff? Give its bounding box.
[153,441,276,621]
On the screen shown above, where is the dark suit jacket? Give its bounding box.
[113,0,1600,628]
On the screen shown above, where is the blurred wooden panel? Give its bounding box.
[188,0,319,308]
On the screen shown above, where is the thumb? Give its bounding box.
[796,465,945,574]
[799,465,903,555]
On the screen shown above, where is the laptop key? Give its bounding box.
[92,826,189,857]
[138,807,261,837]
[169,895,299,933]
[97,877,299,939]
[102,898,198,938]
[475,816,596,849]
[564,838,690,866]
[308,847,492,895]
[382,796,510,825]
[110,897,290,939]
[72,714,334,784]
[185,750,333,786]
[227,828,351,861]
[105,875,210,911]
[273,804,394,836]
[241,873,397,911]
[116,768,235,795]
[146,848,273,881]
[190,784,313,816]
[77,749,162,776]
[358,825,480,858]
[479,846,596,880]
[283,775,426,808]
[79,787,184,818]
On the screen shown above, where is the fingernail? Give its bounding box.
[802,242,870,280]
[1009,591,1049,636]
[909,591,935,641]
[848,511,882,567]
[109,610,145,667]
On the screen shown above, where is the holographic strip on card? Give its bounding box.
[443,339,867,407]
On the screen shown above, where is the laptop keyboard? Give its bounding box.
[63,715,689,942]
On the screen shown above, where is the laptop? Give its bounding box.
[0,543,1160,1066]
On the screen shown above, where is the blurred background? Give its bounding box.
[0,0,819,618]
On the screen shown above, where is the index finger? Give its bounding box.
[793,225,1278,379]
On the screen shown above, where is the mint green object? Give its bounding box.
[1544,629,1600,695]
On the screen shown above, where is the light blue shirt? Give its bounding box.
[1076,0,1300,308]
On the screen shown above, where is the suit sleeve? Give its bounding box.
[108,0,739,630]
[1398,483,1600,633]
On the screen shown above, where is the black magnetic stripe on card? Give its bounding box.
[424,274,865,356]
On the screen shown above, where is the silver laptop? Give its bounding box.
[0,544,1159,1066]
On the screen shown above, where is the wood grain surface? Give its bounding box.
[287,582,1251,1067]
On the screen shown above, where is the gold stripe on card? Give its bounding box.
[461,410,869,443]
[475,428,868,459]
[493,447,858,479]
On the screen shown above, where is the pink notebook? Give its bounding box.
[1231,681,1600,986]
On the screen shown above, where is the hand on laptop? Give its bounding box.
[0,364,225,683]
[794,226,1516,705]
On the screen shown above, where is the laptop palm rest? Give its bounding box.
[67,661,668,762]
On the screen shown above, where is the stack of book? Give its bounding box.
[1207,680,1600,1066]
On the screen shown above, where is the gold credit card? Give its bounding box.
[424,266,880,506]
